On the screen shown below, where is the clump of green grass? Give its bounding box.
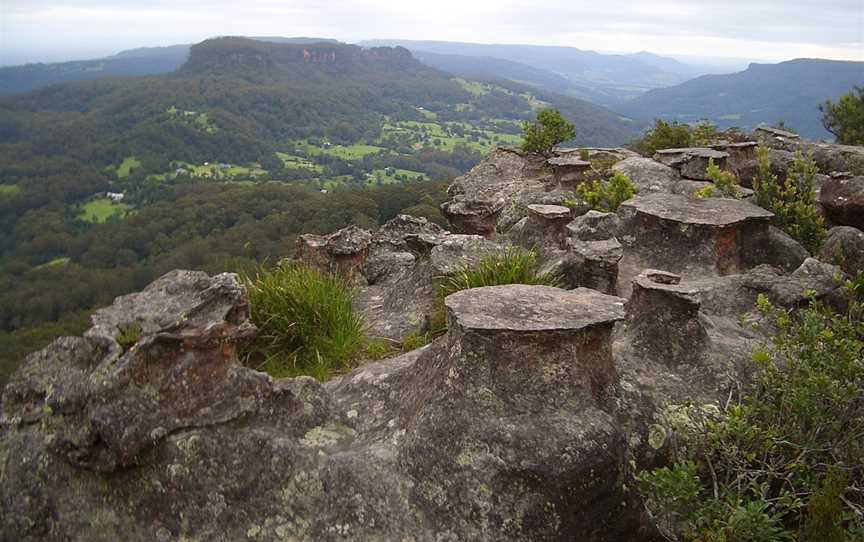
[115,322,142,352]
[240,264,365,381]
[430,248,564,333]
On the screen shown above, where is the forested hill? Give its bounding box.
[617,58,864,138]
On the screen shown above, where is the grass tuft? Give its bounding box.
[240,263,365,381]
[431,248,564,333]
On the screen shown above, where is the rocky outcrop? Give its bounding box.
[3,135,860,541]
[1,275,658,541]
[297,225,373,278]
[756,128,864,174]
[441,147,550,237]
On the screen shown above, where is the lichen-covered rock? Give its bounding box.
[516,204,573,250]
[442,147,549,237]
[625,270,707,367]
[2,276,663,542]
[612,156,679,194]
[617,193,774,295]
[819,175,864,229]
[567,210,623,241]
[819,226,864,276]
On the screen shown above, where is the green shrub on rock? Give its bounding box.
[240,263,364,380]
[705,158,742,199]
[638,276,864,541]
[576,171,637,212]
[753,141,826,253]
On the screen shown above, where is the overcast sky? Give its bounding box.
[1,0,862,65]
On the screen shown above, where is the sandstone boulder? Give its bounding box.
[617,194,774,294]
[819,226,864,276]
[567,210,623,241]
[819,175,864,229]
[611,156,679,193]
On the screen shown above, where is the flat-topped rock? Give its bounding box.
[547,155,591,168]
[527,203,571,220]
[445,284,625,333]
[518,204,574,250]
[569,239,624,295]
[655,147,728,159]
[654,147,730,181]
[618,194,776,289]
[755,126,800,140]
[621,193,773,227]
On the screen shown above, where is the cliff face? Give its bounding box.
[180,37,420,78]
[1,130,863,541]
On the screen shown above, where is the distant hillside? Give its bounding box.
[0,37,635,164]
[410,51,575,96]
[359,39,697,106]
[0,37,341,96]
[617,59,864,139]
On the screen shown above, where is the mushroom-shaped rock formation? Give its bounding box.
[626,270,707,367]
[546,154,592,189]
[296,225,373,278]
[567,238,624,295]
[654,147,730,181]
[517,203,573,250]
[618,193,774,291]
[392,284,644,540]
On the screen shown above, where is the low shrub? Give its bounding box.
[240,263,364,380]
[753,141,826,253]
[638,275,864,541]
[576,171,637,211]
[705,158,741,198]
[632,119,721,156]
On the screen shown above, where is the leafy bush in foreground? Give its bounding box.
[431,248,563,333]
[753,141,826,253]
[240,263,364,380]
[576,171,637,211]
[638,274,864,541]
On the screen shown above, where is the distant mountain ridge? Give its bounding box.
[359,39,698,106]
[0,37,342,96]
[617,58,864,138]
